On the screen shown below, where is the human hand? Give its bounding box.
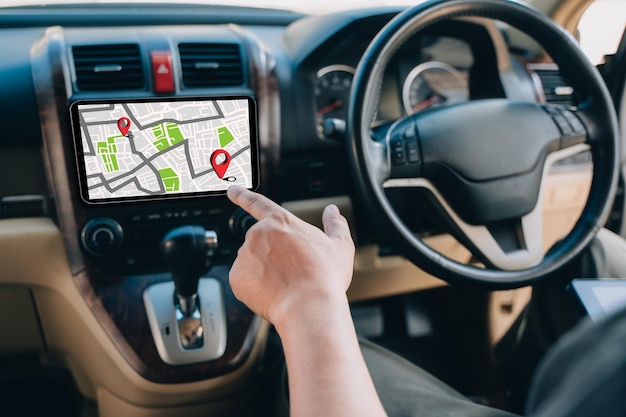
[227,186,355,329]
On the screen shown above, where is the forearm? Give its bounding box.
[275,295,388,417]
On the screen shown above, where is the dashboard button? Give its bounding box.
[308,162,326,191]
[230,209,257,239]
[81,218,124,257]
[151,51,175,94]
[208,208,223,216]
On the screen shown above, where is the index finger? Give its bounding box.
[227,185,284,221]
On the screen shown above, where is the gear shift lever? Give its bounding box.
[161,225,218,316]
[144,225,226,363]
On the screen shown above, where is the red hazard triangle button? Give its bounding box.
[157,63,169,75]
[151,51,174,93]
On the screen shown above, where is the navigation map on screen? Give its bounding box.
[72,97,257,203]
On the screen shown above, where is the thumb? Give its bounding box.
[322,204,352,243]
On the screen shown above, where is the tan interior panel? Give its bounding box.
[0,218,269,413]
[552,0,594,34]
[97,386,257,417]
[542,164,592,250]
[0,287,44,353]
[282,196,356,238]
[488,286,533,346]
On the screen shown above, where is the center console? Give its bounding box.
[79,197,252,275]
[32,24,281,389]
[71,96,259,276]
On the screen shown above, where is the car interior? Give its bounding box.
[1,0,625,416]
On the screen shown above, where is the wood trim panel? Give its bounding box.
[76,266,260,384]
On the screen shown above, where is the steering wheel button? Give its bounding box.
[393,150,406,165]
[552,114,573,136]
[562,111,586,134]
[406,142,420,163]
[391,140,403,150]
[544,106,560,116]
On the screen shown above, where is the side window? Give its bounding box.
[577,0,626,65]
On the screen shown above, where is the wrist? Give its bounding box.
[272,290,351,337]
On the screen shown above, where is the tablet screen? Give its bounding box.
[571,279,626,321]
[71,96,259,204]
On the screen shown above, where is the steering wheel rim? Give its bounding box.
[347,0,619,289]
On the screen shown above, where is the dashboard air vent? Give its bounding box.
[529,64,577,106]
[178,43,244,88]
[72,44,145,91]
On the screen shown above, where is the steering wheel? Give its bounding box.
[347,0,619,289]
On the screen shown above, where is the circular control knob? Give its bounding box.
[229,209,257,239]
[80,218,124,257]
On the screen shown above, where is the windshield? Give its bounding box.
[0,0,423,14]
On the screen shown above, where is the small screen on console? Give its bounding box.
[571,279,626,321]
[70,96,259,204]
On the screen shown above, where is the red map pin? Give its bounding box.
[210,149,231,179]
[117,117,131,136]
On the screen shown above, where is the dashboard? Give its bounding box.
[2,7,552,265]
[0,3,587,416]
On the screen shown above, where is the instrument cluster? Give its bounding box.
[312,34,473,138]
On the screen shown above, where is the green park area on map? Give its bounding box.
[97,136,121,173]
[218,126,235,147]
[158,168,180,192]
[152,122,185,151]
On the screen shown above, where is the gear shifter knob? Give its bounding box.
[161,225,217,316]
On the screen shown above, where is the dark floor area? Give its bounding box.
[350,286,493,398]
[0,354,84,417]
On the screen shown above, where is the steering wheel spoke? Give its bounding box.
[388,177,545,270]
[384,141,590,271]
